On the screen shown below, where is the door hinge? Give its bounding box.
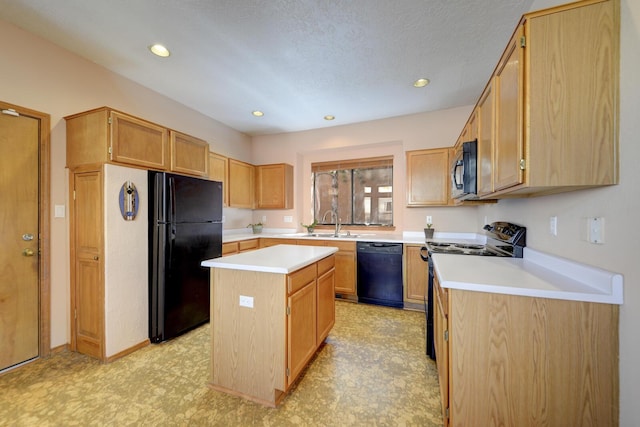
[286,306,291,316]
[519,159,526,170]
[286,368,290,376]
[520,36,526,48]
[444,330,449,342]
[445,407,450,419]
[74,308,77,320]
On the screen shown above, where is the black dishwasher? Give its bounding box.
[357,242,403,308]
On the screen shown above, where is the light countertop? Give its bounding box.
[433,247,623,305]
[201,244,338,274]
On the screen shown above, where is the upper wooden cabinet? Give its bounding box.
[255,163,294,209]
[66,108,168,170]
[169,131,208,177]
[406,148,450,206]
[228,158,255,209]
[471,0,619,198]
[66,107,210,178]
[208,152,228,206]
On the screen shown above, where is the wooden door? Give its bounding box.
[405,245,427,302]
[0,110,40,371]
[71,170,104,359]
[494,27,524,192]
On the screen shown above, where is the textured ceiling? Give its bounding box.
[0,0,534,135]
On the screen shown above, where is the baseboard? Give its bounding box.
[105,339,150,363]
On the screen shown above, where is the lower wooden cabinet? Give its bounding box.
[222,239,259,256]
[404,244,427,305]
[435,279,619,426]
[316,256,336,345]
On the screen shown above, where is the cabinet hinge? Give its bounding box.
[520,36,526,48]
[286,368,290,377]
[74,308,77,320]
[445,407,450,418]
[286,306,291,316]
[108,146,113,155]
[519,159,526,170]
[73,190,76,200]
[444,330,449,342]
[108,116,112,125]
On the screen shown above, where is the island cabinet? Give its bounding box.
[255,163,294,209]
[435,281,619,426]
[206,246,337,406]
[477,0,620,198]
[405,148,450,206]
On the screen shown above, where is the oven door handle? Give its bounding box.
[420,246,429,261]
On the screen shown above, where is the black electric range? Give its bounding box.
[422,222,526,359]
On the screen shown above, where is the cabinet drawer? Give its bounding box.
[326,240,355,251]
[238,239,259,252]
[222,242,238,256]
[317,255,335,276]
[288,263,317,295]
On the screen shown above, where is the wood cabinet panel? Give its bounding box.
[209,152,228,206]
[71,169,104,360]
[477,84,495,196]
[493,27,524,192]
[111,111,168,170]
[404,245,427,304]
[255,163,294,209]
[169,131,208,177]
[406,148,450,206]
[316,266,335,346]
[238,239,259,252]
[433,274,449,427]
[288,263,317,295]
[259,238,298,248]
[228,158,255,208]
[287,280,317,388]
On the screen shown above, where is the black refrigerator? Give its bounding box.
[148,171,223,343]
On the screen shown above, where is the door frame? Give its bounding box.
[1,101,51,360]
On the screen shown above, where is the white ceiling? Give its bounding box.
[0,0,534,136]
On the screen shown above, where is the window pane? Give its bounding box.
[353,167,393,225]
[314,170,352,224]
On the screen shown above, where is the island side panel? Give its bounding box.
[449,289,619,426]
[210,268,286,405]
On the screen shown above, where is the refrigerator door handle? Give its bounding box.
[168,176,176,223]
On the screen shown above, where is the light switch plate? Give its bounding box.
[239,295,254,308]
[54,204,65,218]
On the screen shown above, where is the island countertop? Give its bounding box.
[201,244,338,274]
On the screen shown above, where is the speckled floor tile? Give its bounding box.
[0,301,443,426]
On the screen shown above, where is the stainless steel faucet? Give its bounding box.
[321,209,341,237]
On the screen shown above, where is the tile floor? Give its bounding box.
[0,301,443,426]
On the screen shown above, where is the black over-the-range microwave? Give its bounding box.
[451,139,478,201]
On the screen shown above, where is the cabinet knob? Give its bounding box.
[93,255,99,261]
[23,248,35,257]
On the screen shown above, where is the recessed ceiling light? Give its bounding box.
[252,110,264,117]
[413,78,430,88]
[149,44,171,57]
[324,115,335,121]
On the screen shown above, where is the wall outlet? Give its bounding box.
[426,215,432,224]
[588,217,605,244]
[284,215,293,223]
[261,215,267,223]
[239,295,254,308]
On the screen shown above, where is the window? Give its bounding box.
[312,156,393,227]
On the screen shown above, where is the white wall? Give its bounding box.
[104,165,149,357]
[0,20,252,349]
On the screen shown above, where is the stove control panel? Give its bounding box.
[483,222,526,246]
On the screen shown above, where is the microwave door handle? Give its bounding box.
[453,160,464,189]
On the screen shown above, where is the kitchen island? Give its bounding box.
[201,244,338,406]
[431,248,622,426]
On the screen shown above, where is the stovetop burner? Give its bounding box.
[425,221,526,258]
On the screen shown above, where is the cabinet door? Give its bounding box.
[477,83,495,196]
[405,245,427,303]
[493,27,524,192]
[316,259,335,345]
[222,242,238,256]
[170,131,209,177]
[333,241,356,295]
[406,148,450,206]
[110,111,168,170]
[209,152,228,206]
[255,163,293,209]
[287,281,317,387]
[71,170,104,360]
[433,275,449,427]
[228,158,255,209]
